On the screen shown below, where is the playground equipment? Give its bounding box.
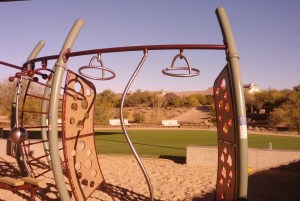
[1,7,248,201]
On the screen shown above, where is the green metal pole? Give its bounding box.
[48,18,84,201]
[41,79,51,166]
[216,7,248,200]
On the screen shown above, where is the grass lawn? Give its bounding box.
[94,129,217,159]
[3,129,300,159]
[94,129,300,159]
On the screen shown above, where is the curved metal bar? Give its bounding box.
[162,67,200,77]
[48,18,84,201]
[78,55,116,80]
[9,40,45,176]
[24,44,226,65]
[119,50,154,201]
[0,61,22,70]
[162,53,200,77]
[216,7,248,200]
[41,72,52,166]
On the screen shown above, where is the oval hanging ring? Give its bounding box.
[78,55,116,80]
[162,53,200,77]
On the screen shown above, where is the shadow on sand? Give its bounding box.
[1,154,299,201]
[191,160,300,201]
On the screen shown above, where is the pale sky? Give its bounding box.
[1,0,299,93]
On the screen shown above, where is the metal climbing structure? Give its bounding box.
[1,7,248,201]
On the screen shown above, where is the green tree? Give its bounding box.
[293,84,300,92]
[125,89,154,107]
[133,112,146,123]
[162,93,180,108]
[94,89,118,124]
[268,86,300,134]
[100,89,118,106]
[180,96,199,107]
[0,80,15,116]
[189,93,207,105]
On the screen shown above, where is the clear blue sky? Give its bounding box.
[1,0,299,93]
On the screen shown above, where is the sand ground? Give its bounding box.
[0,139,299,201]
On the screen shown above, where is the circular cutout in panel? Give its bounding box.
[222,123,228,135]
[85,160,92,170]
[227,155,232,167]
[86,89,91,97]
[84,112,89,119]
[220,153,225,163]
[74,82,81,93]
[223,147,227,154]
[225,102,230,112]
[215,87,220,96]
[86,149,92,156]
[219,178,223,185]
[218,115,222,122]
[73,94,78,101]
[77,120,84,129]
[71,150,76,157]
[227,118,232,127]
[221,167,226,178]
[223,92,228,100]
[71,103,78,111]
[90,181,95,188]
[70,117,75,125]
[227,180,232,189]
[77,172,82,179]
[228,170,233,179]
[75,161,81,170]
[221,78,226,90]
[81,179,88,189]
[90,169,97,178]
[81,100,88,109]
[78,141,85,151]
[221,192,225,200]
[218,100,224,110]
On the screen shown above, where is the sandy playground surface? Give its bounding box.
[0,139,300,201]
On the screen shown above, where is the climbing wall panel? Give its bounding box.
[214,64,237,201]
[62,70,105,201]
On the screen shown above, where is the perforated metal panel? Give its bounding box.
[62,70,105,201]
[214,64,237,201]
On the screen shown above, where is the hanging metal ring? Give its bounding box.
[162,52,200,77]
[78,54,116,80]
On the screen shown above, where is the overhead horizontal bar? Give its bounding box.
[24,44,226,66]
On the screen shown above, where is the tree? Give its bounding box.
[0,80,15,116]
[180,96,199,107]
[124,89,154,107]
[162,93,180,108]
[268,91,300,134]
[133,112,146,123]
[100,89,118,106]
[293,84,300,92]
[189,93,207,105]
[94,89,118,124]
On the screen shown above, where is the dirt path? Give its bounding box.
[175,106,212,123]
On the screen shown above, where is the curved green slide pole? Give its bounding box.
[41,74,52,166]
[48,18,84,201]
[216,7,248,200]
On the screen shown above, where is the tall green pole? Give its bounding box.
[216,7,248,200]
[48,18,84,201]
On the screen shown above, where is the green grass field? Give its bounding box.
[3,129,300,159]
[94,129,300,159]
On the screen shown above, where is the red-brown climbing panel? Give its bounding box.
[214,64,237,201]
[62,70,105,201]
